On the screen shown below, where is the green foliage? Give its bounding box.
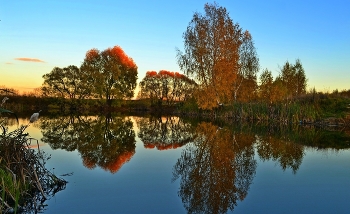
[278,59,307,98]
[318,96,350,117]
[139,70,196,108]
[42,65,93,100]
[81,46,138,107]
[180,97,199,113]
[0,168,28,212]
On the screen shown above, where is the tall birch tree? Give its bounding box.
[177,2,242,109]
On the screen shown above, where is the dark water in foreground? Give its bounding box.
[8,115,350,213]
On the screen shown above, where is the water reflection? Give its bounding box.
[172,122,257,213]
[256,135,304,173]
[136,116,195,150]
[39,115,136,173]
[32,115,350,213]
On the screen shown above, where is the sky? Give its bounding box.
[1,0,349,94]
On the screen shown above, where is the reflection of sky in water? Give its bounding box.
[6,118,47,148]
[240,148,350,214]
[5,116,350,213]
[6,117,185,213]
[44,137,185,213]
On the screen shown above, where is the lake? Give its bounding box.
[7,114,350,213]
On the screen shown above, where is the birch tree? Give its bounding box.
[177,2,242,109]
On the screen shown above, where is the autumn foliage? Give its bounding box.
[177,2,260,109]
[139,70,197,107]
[144,142,183,150]
[105,46,137,69]
[81,45,138,105]
[103,151,135,173]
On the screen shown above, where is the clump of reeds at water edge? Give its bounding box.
[0,106,67,213]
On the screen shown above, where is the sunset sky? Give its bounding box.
[1,0,349,93]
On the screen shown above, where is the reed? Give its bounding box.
[0,109,67,213]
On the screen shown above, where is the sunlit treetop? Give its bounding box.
[107,46,137,69]
[159,70,175,77]
[146,71,158,77]
[85,48,100,61]
[174,72,184,78]
[145,70,195,84]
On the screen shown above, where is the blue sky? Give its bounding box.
[1,0,349,93]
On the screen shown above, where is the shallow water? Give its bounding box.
[7,115,350,213]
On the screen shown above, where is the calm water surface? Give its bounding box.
[8,115,350,213]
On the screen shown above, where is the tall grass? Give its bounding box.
[218,101,321,125]
[179,90,350,126]
[0,109,67,213]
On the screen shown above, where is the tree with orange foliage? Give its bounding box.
[139,70,196,107]
[81,46,138,106]
[177,3,260,109]
[177,2,242,109]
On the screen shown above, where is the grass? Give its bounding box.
[0,109,67,213]
[177,91,350,127]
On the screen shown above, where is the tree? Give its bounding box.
[279,59,307,98]
[293,59,307,96]
[139,70,196,107]
[259,69,274,103]
[139,71,162,106]
[272,76,288,102]
[177,2,242,109]
[42,65,93,100]
[0,86,18,96]
[233,30,260,102]
[81,46,138,106]
[279,61,295,98]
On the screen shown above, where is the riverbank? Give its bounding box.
[0,114,67,213]
[2,90,350,127]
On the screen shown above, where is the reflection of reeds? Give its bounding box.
[0,119,66,213]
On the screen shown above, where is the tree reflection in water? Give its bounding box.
[172,122,257,214]
[38,114,310,212]
[40,115,136,173]
[172,121,307,213]
[136,116,195,150]
[256,135,304,174]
